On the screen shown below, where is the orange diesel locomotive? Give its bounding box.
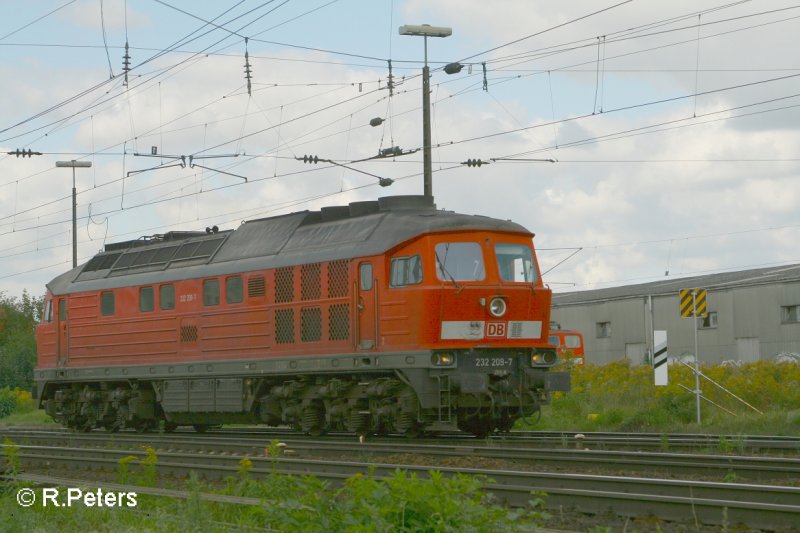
[34,196,568,436]
[549,324,586,366]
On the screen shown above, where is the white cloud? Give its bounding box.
[1,1,799,296]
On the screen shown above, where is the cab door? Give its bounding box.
[357,262,376,350]
[56,297,68,366]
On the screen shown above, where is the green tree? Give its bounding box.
[0,290,43,389]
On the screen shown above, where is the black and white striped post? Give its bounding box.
[654,330,668,386]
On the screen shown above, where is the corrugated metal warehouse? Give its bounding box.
[550,264,800,366]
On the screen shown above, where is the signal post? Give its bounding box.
[680,288,707,424]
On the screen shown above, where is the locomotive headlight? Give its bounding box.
[531,349,557,366]
[431,352,455,366]
[488,297,507,317]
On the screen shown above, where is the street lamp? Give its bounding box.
[399,24,452,199]
[55,160,92,268]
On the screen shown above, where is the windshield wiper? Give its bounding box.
[436,244,461,290]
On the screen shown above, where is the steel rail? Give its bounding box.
[8,425,800,451]
[2,442,798,529]
[503,431,800,451]
[2,428,800,482]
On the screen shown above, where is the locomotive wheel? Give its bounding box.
[162,422,178,433]
[307,426,326,437]
[134,420,154,433]
[403,425,421,439]
[193,424,209,433]
[457,413,494,438]
[495,409,515,433]
[521,405,542,426]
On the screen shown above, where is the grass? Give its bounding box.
[2,361,798,530]
[524,360,800,436]
[0,449,549,532]
[0,408,56,427]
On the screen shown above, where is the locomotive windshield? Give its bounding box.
[496,243,537,282]
[435,242,485,281]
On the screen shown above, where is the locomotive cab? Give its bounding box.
[378,230,569,434]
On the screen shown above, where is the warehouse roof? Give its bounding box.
[552,263,800,306]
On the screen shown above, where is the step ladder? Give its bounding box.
[436,374,452,423]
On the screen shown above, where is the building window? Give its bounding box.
[596,321,611,338]
[160,284,175,310]
[226,276,243,304]
[390,255,422,287]
[139,287,154,312]
[203,279,220,306]
[698,311,718,329]
[101,291,115,316]
[782,305,800,323]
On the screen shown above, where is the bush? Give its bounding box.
[530,360,800,434]
[0,387,36,419]
[0,388,17,419]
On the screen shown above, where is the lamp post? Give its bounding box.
[399,24,452,199]
[55,160,92,268]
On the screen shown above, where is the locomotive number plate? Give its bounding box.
[473,357,515,369]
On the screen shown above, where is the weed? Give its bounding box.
[2,437,20,475]
[264,438,284,458]
[116,455,137,484]
[182,472,209,531]
[718,436,735,454]
[137,446,158,487]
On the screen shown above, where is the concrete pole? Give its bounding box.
[693,291,701,424]
[422,36,433,198]
[72,166,77,268]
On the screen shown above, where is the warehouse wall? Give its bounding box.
[551,281,800,365]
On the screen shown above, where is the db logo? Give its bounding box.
[486,322,507,337]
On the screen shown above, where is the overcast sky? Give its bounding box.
[1,0,799,298]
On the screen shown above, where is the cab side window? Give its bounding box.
[101,291,115,316]
[160,284,175,310]
[140,287,154,312]
[203,279,220,306]
[226,276,243,304]
[390,255,422,287]
[359,263,373,291]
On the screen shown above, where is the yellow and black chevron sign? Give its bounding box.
[679,288,707,318]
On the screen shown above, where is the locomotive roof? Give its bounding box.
[46,195,532,295]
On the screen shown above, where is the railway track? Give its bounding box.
[12,425,799,453]
[2,428,799,529]
[1,427,799,482]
